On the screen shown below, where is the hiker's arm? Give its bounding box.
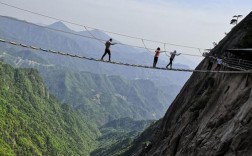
[163,52,170,56]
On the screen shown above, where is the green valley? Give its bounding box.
[0,62,100,155]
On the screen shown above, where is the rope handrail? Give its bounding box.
[224,63,252,71]
[224,56,252,61]
[0,15,203,57]
[222,63,247,71]
[224,62,250,70]
[224,57,252,64]
[228,48,252,51]
[141,39,152,53]
[206,56,252,70]
[83,26,104,44]
[223,58,252,70]
[224,60,252,67]
[1,38,252,74]
[0,1,206,50]
[223,57,252,67]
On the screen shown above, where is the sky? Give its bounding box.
[0,0,251,65]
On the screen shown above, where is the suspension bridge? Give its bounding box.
[0,1,252,74]
[0,38,252,74]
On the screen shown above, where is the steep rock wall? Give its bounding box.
[133,12,252,156]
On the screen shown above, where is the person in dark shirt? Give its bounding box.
[101,38,116,61]
[166,50,181,69]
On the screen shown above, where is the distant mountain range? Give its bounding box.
[0,15,191,123]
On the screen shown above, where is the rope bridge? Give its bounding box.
[1,38,252,74]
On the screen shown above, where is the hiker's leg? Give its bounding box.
[153,57,158,67]
[101,49,108,60]
[108,50,111,61]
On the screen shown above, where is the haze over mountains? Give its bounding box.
[0,15,192,121]
[0,15,191,84]
[0,15,195,155]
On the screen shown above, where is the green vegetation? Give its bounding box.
[0,61,155,155]
[0,45,171,155]
[40,69,170,125]
[0,62,100,155]
[0,47,171,125]
[0,48,168,155]
[120,119,162,156]
[91,117,154,156]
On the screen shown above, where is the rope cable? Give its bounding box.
[141,39,152,53]
[83,26,104,44]
[198,48,203,55]
[165,52,171,57]
[164,43,167,52]
[0,1,206,50]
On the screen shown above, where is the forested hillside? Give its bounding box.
[0,62,100,155]
[40,69,172,124]
[91,117,154,156]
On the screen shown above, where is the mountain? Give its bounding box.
[47,21,73,32]
[0,45,174,123]
[39,69,174,124]
[0,15,191,122]
[126,11,252,156]
[0,62,100,155]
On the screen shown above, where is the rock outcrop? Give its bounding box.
[133,12,252,156]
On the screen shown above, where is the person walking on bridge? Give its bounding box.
[166,50,181,69]
[153,47,161,68]
[101,38,116,62]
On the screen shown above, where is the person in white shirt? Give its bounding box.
[215,57,223,71]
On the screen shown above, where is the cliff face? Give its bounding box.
[133,12,252,156]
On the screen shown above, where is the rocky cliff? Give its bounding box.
[132,12,252,156]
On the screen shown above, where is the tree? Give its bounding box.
[230,15,243,25]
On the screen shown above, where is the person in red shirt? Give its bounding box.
[153,47,161,68]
